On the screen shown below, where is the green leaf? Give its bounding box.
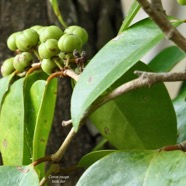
[23,72,48,163]
[0,165,39,186]
[0,78,26,165]
[49,0,67,28]
[118,1,140,33]
[78,150,116,169]
[0,73,15,109]
[32,79,57,177]
[90,62,177,149]
[77,150,186,186]
[0,72,48,165]
[173,84,186,143]
[71,18,182,131]
[149,46,186,72]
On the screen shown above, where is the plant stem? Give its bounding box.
[26,63,41,75]
[64,69,80,81]
[62,119,72,127]
[136,0,186,52]
[160,141,186,152]
[32,155,52,167]
[51,127,76,162]
[89,71,186,115]
[39,127,77,186]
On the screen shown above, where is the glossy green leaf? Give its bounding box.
[149,46,186,72]
[173,84,186,143]
[118,0,140,33]
[0,78,26,165]
[0,165,39,186]
[90,62,177,149]
[77,150,186,186]
[0,72,48,165]
[24,71,48,160]
[0,73,15,109]
[78,150,116,168]
[50,0,67,28]
[71,18,182,131]
[32,79,57,177]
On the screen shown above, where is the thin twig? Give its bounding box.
[39,164,60,186]
[64,69,80,81]
[137,0,186,52]
[32,155,52,167]
[62,119,72,127]
[159,140,186,152]
[26,63,41,75]
[39,127,77,186]
[89,71,186,114]
[51,127,76,162]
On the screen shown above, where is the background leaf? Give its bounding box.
[32,79,57,177]
[71,18,182,131]
[90,62,177,149]
[78,150,116,168]
[148,46,186,72]
[0,165,39,186]
[77,150,186,186]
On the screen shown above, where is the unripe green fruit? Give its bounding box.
[64,25,88,45]
[41,58,58,75]
[13,52,33,72]
[39,25,63,42]
[30,25,44,33]
[7,32,20,51]
[177,0,186,5]
[16,28,39,51]
[38,39,60,59]
[1,57,15,77]
[58,34,82,53]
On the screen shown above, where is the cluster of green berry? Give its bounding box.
[1,25,88,77]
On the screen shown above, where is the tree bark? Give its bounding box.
[0,0,123,185]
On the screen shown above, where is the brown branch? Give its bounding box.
[51,127,76,162]
[159,140,186,152]
[89,71,186,114]
[32,155,52,167]
[136,0,186,52]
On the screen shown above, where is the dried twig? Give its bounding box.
[137,0,186,52]
[62,119,72,127]
[90,71,186,113]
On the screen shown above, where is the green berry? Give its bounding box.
[39,25,63,42]
[64,25,88,45]
[7,32,20,51]
[30,25,44,33]
[38,39,60,59]
[16,28,39,51]
[41,58,58,75]
[177,0,186,5]
[13,52,33,72]
[1,57,15,77]
[58,34,82,53]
